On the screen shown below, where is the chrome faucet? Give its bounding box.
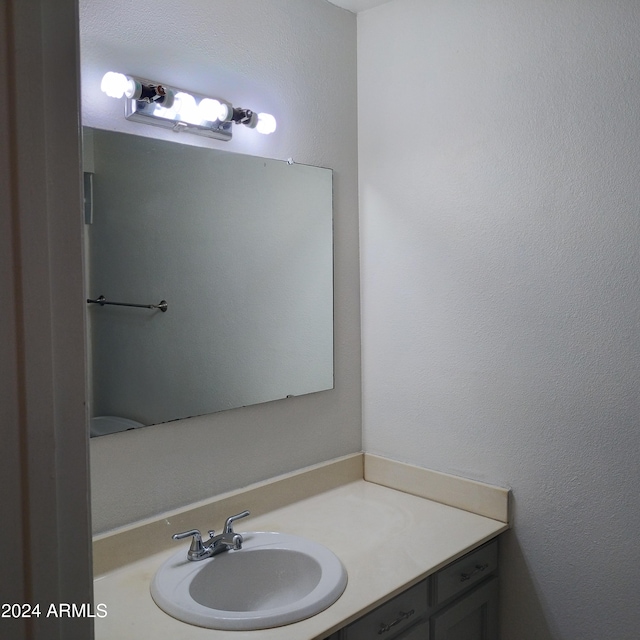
[172,510,250,561]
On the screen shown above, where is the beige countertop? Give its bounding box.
[93,454,510,640]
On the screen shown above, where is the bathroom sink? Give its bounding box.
[150,531,348,630]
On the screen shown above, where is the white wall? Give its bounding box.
[359,1,640,638]
[82,0,361,533]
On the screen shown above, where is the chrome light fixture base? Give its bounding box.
[124,93,233,142]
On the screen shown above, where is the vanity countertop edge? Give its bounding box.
[93,453,510,640]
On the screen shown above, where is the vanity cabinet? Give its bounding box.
[336,539,499,640]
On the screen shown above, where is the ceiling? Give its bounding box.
[327,0,392,13]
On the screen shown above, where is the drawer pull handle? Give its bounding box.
[378,609,415,634]
[460,563,489,582]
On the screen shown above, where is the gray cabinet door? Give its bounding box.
[430,577,498,640]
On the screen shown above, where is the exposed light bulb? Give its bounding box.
[173,92,199,125]
[153,93,180,120]
[100,71,137,99]
[198,98,226,122]
[155,92,199,124]
[152,104,174,119]
[256,112,277,135]
[218,103,232,122]
[161,88,175,110]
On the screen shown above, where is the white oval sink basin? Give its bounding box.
[150,531,348,630]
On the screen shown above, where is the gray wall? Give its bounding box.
[82,0,361,533]
[358,1,640,638]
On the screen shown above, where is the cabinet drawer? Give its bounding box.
[430,576,498,640]
[431,540,498,606]
[343,580,429,639]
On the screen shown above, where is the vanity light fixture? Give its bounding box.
[100,71,276,142]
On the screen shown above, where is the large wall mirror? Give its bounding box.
[84,128,334,436]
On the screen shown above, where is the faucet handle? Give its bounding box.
[227,533,243,550]
[224,510,250,534]
[172,529,204,555]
